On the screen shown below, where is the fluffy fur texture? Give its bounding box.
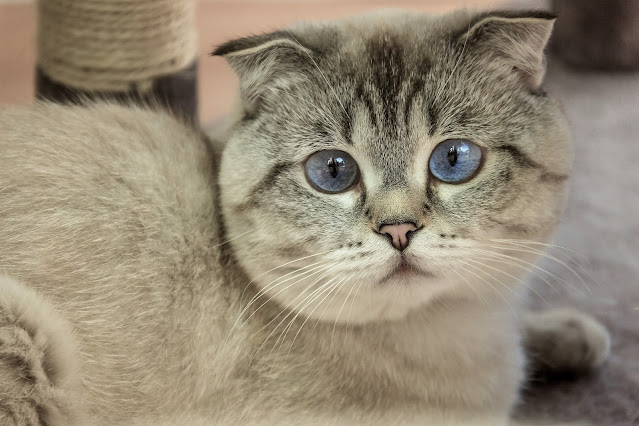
[0,9,610,425]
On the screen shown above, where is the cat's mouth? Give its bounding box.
[381,257,434,282]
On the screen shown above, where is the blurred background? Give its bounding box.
[1,0,540,123]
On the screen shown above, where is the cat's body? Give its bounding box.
[0,9,609,425]
[0,103,521,425]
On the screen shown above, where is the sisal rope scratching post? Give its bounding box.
[36,0,199,121]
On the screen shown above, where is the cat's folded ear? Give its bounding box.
[457,11,556,89]
[212,31,314,116]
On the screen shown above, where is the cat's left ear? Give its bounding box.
[458,11,556,89]
[212,31,314,115]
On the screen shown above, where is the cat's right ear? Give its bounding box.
[212,32,314,116]
[456,11,556,90]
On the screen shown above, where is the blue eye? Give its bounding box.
[305,150,359,193]
[429,139,482,183]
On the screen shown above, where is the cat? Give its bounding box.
[0,8,610,425]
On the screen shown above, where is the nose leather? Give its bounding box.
[378,223,418,251]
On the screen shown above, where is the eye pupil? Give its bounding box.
[447,147,458,166]
[327,157,338,178]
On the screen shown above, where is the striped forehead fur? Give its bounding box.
[217,7,572,327]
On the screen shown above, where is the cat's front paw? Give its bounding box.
[0,275,83,425]
[523,308,610,373]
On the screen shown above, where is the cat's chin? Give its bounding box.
[380,258,436,282]
[279,273,454,324]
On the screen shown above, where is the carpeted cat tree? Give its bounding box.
[35,0,198,122]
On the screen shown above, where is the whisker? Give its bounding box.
[239,249,334,301]
[284,272,352,361]
[310,269,358,338]
[454,260,512,304]
[247,268,334,366]
[473,247,586,296]
[482,244,592,295]
[271,272,343,365]
[213,229,253,248]
[489,238,591,266]
[473,255,560,295]
[346,268,367,331]
[464,258,548,303]
[445,260,485,300]
[231,260,329,333]
[487,239,598,290]
[233,262,333,335]
[330,269,366,347]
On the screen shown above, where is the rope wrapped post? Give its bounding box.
[36,0,199,122]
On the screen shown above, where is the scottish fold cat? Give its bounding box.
[0,9,609,425]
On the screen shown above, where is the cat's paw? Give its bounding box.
[523,308,610,373]
[0,275,83,425]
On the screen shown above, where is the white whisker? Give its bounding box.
[330,269,365,347]
[248,268,334,366]
[239,249,334,301]
[233,262,332,335]
[473,247,586,296]
[482,244,591,295]
[464,258,547,303]
[473,254,560,295]
[455,260,512,304]
[284,271,352,361]
[489,238,590,266]
[346,269,367,331]
[271,272,343,365]
[213,229,253,248]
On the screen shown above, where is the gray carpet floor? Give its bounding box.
[514,58,639,425]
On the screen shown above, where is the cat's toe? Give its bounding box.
[523,308,610,373]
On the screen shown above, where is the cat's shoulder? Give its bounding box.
[0,101,217,199]
[0,101,208,163]
[0,101,220,236]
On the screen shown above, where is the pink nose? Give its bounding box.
[378,223,418,252]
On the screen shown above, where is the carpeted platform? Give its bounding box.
[514,59,639,425]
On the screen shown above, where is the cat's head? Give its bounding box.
[215,9,572,323]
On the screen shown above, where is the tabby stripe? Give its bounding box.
[404,79,425,130]
[250,162,295,198]
[494,144,539,169]
[232,162,296,213]
[495,144,568,183]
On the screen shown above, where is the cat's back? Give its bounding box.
[0,102,220,283]
[0,102,226,419]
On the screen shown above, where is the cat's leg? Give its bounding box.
[0,275,84,425]
[522,308,610,373]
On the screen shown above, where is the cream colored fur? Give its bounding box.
[0,9,610,426]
